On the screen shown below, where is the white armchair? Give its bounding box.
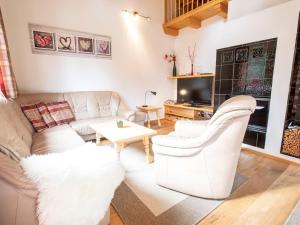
[152,96,256,199]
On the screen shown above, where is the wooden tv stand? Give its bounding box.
[164,103,214,121]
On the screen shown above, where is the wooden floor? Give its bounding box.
[110,120,300,225]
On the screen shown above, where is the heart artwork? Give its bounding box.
[59,37,72,49]
[99,41,109,52]
[79,40,91,51]
[33,31,54,49]
[96,40,110,55]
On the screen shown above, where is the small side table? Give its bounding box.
[137,106,162,128]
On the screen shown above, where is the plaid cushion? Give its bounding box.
[47,101,75,125]
[21,103,47,132]
[36,102,57,128]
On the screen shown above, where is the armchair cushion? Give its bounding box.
[175,120,209,136]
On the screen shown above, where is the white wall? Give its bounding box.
[174,0,300,163]
[0,0,175,114]
[229,0,292,19]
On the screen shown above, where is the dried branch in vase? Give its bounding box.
[188,43,197,75]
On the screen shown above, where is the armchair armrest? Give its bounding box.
[152,134,204,150]
[153,144,203,157]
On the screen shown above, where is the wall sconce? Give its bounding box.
[122,10,151,21]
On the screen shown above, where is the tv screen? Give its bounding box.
[177,77,213,106]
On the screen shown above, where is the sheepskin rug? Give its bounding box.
[21,143,125,225]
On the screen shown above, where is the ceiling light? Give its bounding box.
[122,10,151,22]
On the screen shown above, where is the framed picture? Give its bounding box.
[32,30,55,51]
[95,39,111,56]
[29,23,111,59]
[57,33,76,53]
[77,37,94,54]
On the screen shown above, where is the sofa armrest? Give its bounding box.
[118,109,136,121]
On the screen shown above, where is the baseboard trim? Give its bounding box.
[241,147,300,167]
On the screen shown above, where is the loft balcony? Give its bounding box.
[163,0,228,36]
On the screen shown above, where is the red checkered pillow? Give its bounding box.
[47,101,75,125]
[21,104,47,132]
[36,102,57,128]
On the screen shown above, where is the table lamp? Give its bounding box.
[143,91,157,107]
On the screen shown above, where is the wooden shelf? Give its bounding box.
[164,103,214,121]
[164,103,214,113]
[163,0,228,36]
[168,73,215,79]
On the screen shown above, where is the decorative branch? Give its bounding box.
[188,43,196,64]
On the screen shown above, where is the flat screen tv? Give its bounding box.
[177,77,213,106]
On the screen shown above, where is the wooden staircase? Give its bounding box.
[163,0,228,36]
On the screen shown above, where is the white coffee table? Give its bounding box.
[90,120,157,163]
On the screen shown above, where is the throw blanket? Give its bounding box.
[21,143,125,225]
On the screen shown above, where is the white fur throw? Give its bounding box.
[21,143,125,225]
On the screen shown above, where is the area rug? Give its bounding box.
[285,201,300,225]
[111,142,248,225]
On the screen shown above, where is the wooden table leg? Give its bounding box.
[143,136,153,163]
[156,111,161,127]
[147,113,151,128]
[114,142,124,160]
[96,132,102,146]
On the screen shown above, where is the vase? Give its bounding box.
[191,63,194,75]
[173,61,177,77]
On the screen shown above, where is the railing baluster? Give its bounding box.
[165,0,216,22]
[180,0,182,16]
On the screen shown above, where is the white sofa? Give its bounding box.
[152,96,256,199]
[0,91,145,225]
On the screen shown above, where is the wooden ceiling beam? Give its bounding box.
[219,2,228,19]
[184,17,202,29]
[163,26,179,36]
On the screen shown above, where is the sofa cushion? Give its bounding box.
[47,101,75,125]
[8,99,34,135]
[0,145,20,161]
[0,152,39,225]
[36,102,56,128]
[64,91,119,120]
[21,103,47,132]
[16,93,64,105]
[0,100,33,159]
[31,125,85,155]
[70,116,122,136]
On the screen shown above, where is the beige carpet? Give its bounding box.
[110,142,247,225]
